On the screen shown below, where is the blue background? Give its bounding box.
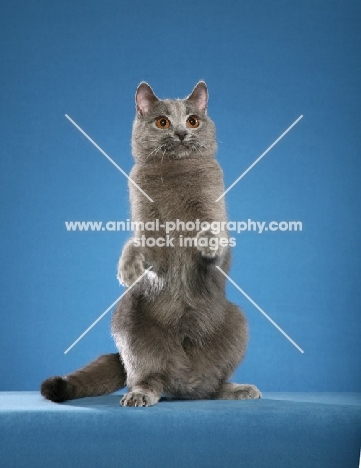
[1,0,360,392]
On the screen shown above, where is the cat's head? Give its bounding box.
[131,81,217,162]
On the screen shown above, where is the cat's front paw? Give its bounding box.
[117,252,145,287]
[121,391,160,407]
[196,229,226,258]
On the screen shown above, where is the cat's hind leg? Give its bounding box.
[41,353,126,402]
[216,382,262,400]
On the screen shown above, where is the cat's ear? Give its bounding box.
[135,82,158,116]
[186,81,208,113]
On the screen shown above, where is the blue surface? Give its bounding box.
[0,392,360,468]
[1,0,361,392]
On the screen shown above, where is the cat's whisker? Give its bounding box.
[190,141,208,160]
[160,145,167,164]
[142,144,163,162]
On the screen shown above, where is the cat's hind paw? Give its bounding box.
[217,383,262,400]
[121,391,160,407]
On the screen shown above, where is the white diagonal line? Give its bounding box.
[215,115,303,202]
[64,266,153,354]
[65,114,154,203]
[216,266,304,354]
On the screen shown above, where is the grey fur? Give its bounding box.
[40,82,261,406]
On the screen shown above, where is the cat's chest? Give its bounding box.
[129,160,221,220]
[144,165,202,197]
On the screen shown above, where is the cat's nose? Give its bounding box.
[175,130,188,142]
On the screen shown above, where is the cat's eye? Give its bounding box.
[186,115,200,128]
[155,116,171,129]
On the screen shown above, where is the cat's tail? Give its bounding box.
[40,353,126,403]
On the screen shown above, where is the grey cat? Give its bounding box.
[41,81,261,406]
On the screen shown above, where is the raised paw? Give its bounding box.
[196,230,225,258]
[120,391,159,407]
[117,254,145,287]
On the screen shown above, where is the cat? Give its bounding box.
[40,81,261,406]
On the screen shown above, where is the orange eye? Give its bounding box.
[186,115,200,128]
[155,116,170,129]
